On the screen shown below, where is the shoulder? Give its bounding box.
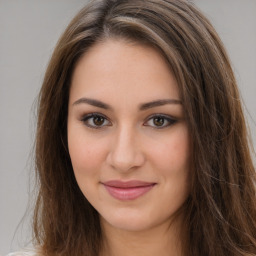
[6,248,40,256]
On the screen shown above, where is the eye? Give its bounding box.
[81,113,111,129]
[144,114,177,129]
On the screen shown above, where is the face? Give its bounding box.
[68,39,191,232]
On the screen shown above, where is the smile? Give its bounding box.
[102,180,156,201]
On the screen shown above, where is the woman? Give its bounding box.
[9,0,256,255]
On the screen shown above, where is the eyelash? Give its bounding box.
[144,114,177,129]
[81,113,111,129]
[81,113,177,129]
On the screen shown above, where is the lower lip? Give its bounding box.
[103,184,155,201]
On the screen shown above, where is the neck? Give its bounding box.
[99,215,184,256]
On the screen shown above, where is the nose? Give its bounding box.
[106,126,145,172]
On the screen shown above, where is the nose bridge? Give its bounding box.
[107,123,144,172]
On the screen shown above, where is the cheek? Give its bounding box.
[149,127,190,172]
[68,129,107,176]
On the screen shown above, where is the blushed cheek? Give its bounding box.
[149,128,191,183]
[68,134,107,177]
[154,139,189,169]
[69,145,99,197]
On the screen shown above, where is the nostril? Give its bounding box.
[106,144,145,172]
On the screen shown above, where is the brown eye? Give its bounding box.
[82,113,111,129]
[144,114,177,129]
[153,117,165,127]
[93,116,105,126]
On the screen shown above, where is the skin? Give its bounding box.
[68,39,191,256]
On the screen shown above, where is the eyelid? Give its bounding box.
[80,112,177,129]
[143,114,177,129]
[81,112,112,129]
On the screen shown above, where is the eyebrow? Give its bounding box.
[72,98,112,110]
[139,99,182,110]
[72,97,182,110]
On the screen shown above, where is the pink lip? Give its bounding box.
[102,180,156,201]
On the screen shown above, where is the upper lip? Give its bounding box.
[102,180,156,188]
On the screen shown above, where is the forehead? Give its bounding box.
[69,39,180,105]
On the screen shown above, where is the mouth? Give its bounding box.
[101,180,156,201]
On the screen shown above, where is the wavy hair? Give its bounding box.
[34,0,256,255]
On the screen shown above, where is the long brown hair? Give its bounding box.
[34,0,256,255]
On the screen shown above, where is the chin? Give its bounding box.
[100,208,168,232]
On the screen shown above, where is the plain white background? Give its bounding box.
[0,0,255,254]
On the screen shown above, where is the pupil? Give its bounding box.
[153,117,164,126]
[94,116,104,126]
